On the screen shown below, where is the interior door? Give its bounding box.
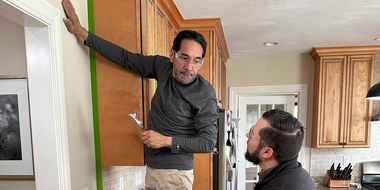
[237,95,297,190]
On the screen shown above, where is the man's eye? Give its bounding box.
[180,56,188,60]
[194,59,201,63]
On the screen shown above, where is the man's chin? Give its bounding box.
[177,76,194,84]
[245,149,261,165]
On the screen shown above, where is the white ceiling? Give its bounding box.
[173,0,380,57]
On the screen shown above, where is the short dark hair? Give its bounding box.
[172,30,207,58]
[259,109,304,162]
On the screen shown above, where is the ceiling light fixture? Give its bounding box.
[375,38,380,41]
[263,42,278,46]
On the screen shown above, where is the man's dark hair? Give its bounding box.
[259,109,304,162]
[172,30,207,58]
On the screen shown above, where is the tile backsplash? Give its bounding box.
[310,122,380,182]
[102,166,146,190]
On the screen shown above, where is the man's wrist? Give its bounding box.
[167,137,172,148]
[79,28,89,41]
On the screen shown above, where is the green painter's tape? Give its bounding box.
[87,0,103,189]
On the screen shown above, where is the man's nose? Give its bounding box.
[183,62,193,70]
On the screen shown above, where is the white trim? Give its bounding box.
[229,84,308,190]
[1,0,71,189]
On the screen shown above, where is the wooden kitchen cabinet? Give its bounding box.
[309,46,380,148]
[93,0,144,166]
[141,0,178,57]
[92,0,229,188]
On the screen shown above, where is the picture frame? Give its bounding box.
[0,78,34,179]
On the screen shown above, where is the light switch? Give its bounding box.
[343,156,350,166]
[119,176,123,190]
[135,170,142,185]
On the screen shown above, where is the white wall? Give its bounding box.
[0,0,96,189]
[0,15,27,75]
[226,54,314,87]
[46,0,97,189]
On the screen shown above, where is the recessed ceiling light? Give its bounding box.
[375,38,380,41]
[263,42,278,46]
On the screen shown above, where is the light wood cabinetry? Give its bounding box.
[93,0,144,166]
[309,46,380,148]
[141,0,178,57]
[92,0,229,189]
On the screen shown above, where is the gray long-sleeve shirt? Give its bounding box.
[85,32,218,170]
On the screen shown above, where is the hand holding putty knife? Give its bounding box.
[129,112,172,149]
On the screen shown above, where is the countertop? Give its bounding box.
[315,185,370,190]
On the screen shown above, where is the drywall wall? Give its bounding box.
[0,15,27,76]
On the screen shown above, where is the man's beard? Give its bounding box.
[245,148,261,165]
[173,62,196,84]
[245,141,266,165]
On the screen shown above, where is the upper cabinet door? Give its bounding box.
[141,0,155,56]
[345,55,374,147]
[93,0,144,166]
[141,0,179,57]
[317,56,347,147]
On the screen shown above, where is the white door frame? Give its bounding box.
[1,0,71,189]
[229,84,308,190]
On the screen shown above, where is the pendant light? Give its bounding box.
[366,82,380,100]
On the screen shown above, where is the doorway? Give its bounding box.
[229,84,308,190]
[240,95,297,189]
[0,0,70,189]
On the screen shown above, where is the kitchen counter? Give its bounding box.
[315,185,370,190]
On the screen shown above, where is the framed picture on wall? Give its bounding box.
[0,78,34,179]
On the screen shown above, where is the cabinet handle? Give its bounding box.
[339,142,347,145]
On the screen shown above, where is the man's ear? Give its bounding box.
[262,147,274,159]
[169,49,175,63]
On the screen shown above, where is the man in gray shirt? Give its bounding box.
[62,0,218,189]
